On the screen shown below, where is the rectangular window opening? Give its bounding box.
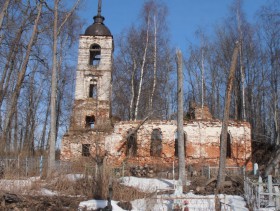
[82,144,90,157]
[89,84,97,98]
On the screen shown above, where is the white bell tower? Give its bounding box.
[70,0,113,130]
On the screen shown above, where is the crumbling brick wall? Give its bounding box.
[186,103,213,120]
[70,99,111,130]
[61,130,109,161]
[61,119,252,169]
[103,120,251,167]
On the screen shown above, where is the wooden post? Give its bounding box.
[254,163,258,176]
[257,176,263,209]
[268,175,274,206]
[176,49,186,189]
[274,186,280,209]
[122,162,125,178]
[216,42,239,190]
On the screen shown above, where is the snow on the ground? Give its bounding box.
[40,188,58,196]
[128,193,248,211]
[64,174,84,181]
[79,200,127,211]
[78,176,250,211]
[78,193,249,211]
[120,176,175,193]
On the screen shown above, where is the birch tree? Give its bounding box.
[134,15,150,120]
[113,0,172,121]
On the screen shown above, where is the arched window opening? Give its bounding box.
[175,132,186,157]
[150,129,162,157]
[220,132,232,158]
[126,129,137,157]
[226,133,232,158]
[89,44,101,66]
[89,79,97,98]
[82,144,90,157]
[85,115,95,129]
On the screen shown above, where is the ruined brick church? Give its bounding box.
[61,2,252,170]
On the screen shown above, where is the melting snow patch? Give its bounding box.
[120,176,175,193]
[78,200,125,211]
[40,188,58,196]
[78,177,249,211]
[64,174,84,181]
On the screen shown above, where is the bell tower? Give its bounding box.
[70,0,113,130]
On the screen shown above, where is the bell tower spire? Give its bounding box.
[97,0,102,17]
[93,0,104,24]
[84,0,111,36]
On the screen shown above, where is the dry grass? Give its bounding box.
[112,182,149,201]
[44,174,94,197]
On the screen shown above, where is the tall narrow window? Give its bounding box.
[220,132,232,158]
[175,132,186,157]
[89,79,97,98]
[150,129,162,157]
[85,115,95,129]
[89,44,101,66]
[126,129,137,157]
[226,133,232,158]
[82,144,90,157]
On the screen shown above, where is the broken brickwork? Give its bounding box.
[61,119,252,170]
[186,102,213,120]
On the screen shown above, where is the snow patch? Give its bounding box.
[40,188,58,196]
[64,174,84,181]
[78,200,126,211]
[120,176,175,192]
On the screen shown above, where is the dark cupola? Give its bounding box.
[84,0,112,36]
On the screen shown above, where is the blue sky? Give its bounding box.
[78,0,266,49]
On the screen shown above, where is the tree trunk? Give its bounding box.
[176,49,186,188]
[150,15,157,112]
[134,15,150,120]
[13,108,18,153]
[201,49,205,108]
[0,0,11,31]
[216,42,239,191]
[40,90,51,150]
[129,59,136,120]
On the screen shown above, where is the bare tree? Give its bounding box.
[150,14,157,112]
[134,13,150,120]
[113,0,172,121]
[1,0,43,151]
